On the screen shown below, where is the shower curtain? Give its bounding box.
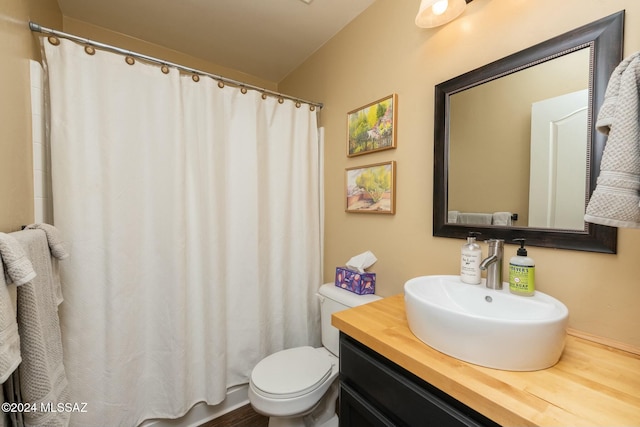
[42,38,322,426]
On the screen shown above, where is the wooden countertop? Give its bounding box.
[332,294,640,427]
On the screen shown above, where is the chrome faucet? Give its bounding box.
[479,239,504,290]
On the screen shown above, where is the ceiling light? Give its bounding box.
[415,0,471,28]
[431,1,449,16]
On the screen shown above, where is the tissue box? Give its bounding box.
[335,267,376,295]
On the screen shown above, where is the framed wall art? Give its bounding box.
[347,94,397,157]
[345,161,396,214]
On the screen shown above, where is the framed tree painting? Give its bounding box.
[345,161,396,214]
[347,94,397,157]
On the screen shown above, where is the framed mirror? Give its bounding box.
[433,11,624,253]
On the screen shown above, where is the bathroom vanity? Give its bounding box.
[333,295,640,426]
[340,333,499,426]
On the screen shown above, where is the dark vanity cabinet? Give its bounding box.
[339,333,500,427]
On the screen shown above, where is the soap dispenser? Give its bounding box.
[460,232,482,285]
[509,238,535,296]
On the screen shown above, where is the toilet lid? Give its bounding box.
[251,346,332,398]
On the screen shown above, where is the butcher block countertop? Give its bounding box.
[332,294,640,427]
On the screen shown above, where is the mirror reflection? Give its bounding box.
[433,11,623,253]
[447,48,590,230]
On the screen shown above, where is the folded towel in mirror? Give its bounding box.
[457,213,493,225]
[492,212,513,226]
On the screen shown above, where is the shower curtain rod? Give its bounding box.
[28,22,324,110]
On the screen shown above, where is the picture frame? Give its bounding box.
[345,161,396,214]
[347,94,397,157]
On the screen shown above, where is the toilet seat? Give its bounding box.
[251,346,332,399]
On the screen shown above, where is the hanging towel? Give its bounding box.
[584,51,640,228]
[0,233,36,286]
[0,264,21,384]
[2,368,25,427]
[492,212,513,226]
[10,229,70,427]
[0,232,36,385]
[25,224,68,305]
[25,224,69,260]
[457,213,493,225]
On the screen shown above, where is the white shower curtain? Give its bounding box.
[42,38,322,426]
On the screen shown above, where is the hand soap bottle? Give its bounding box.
[460,232,482,285]
[509,238,535,296]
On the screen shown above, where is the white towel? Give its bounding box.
[584,51,640,228]
[0,233,36,286]
[25,223,69,260]
[25,224,68,305]
[0,263,21,384]
[11,229,70,427]
[492,212,513,226]
[0,233,28,425]
[457,213,493,225]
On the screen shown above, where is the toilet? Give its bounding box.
[248,283,381,427]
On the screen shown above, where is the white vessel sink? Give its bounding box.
[404,275,569,371]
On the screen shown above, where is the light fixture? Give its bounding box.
[415,0,471,28]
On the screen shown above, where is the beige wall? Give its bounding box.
[280,0,640,347]
[63,17,278,91]
[0,0,61,232]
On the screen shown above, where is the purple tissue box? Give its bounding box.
[335,267,376,295]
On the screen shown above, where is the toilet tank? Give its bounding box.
[317,283,381,356]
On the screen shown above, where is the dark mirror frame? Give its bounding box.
[433,11,624,253]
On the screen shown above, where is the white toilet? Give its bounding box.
[248,283,381,427]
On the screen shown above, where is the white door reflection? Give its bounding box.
[528,89,588,230]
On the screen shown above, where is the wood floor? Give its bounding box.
[199,404,268,427]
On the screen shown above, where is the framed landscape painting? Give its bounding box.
[345,161,396,214]
[347,94,397,157]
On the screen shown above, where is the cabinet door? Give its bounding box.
[340,382,395,427]
[340,333,500,427]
